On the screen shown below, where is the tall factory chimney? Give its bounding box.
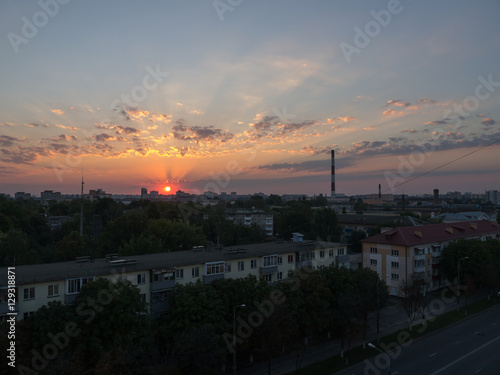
[331,149,335,197]
[378,184,381,199]
[433,189,439,204]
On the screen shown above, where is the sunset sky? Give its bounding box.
[1,0,499,196]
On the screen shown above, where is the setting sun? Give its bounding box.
[165,186,171,192]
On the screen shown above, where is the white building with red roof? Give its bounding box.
[361,220,500,296]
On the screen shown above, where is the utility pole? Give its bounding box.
[80,169,84,237]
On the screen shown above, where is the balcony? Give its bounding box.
[0,303,18,315]
[64,294,78,305]
[151,279,176,291]
[150,300,168,314]
[259,265,278,275]
[296,260,312,269]
[336,254,349,262]
[203,273,225,284]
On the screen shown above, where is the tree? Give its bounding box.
[352,268,389,348]
[313,208,341,242]
[72,278,151,370]
[401,275,425,331]
[347,230,367,252]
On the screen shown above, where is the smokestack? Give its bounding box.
[378,184,381,199]
[401,194,405,212]
[331,149,335,197]
[433,189,439,204]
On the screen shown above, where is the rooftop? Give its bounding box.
[1,240,344,286]
[361,220,500,247]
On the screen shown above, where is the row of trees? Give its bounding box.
[1,265,389,374]
[0,196,343,266]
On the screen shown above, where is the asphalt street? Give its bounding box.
[345,304,500,375]
[238,290,496,375]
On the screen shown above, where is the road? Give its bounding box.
[345,304,500,375]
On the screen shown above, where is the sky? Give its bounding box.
[0,0,499,197]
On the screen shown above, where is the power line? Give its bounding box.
[383,139,500,193]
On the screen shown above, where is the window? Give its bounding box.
[320,250,325,259]
[277,256,283,265]
[23,312,34,320]
[391,250,399,256]
[288,254,294,263]
[263,274,272,282]
[263,255,278,267]
[329,249,334,257]
[224,262,231,273]
[23,287,35,300]
[140,294,146,303]
[175,269,184,279]
[137,273,146,285]
[277,272,283,280]
[415,259,425,268]
[391,273,399,280]
[391,262,399,268]
[238,261,245,271]
[192,267,199,278]
[370,247,377,254]
[338,248,345,255]
[370,259,377,266]
[206,262,224,275]
[48,284,59,297]
[250,259,257,269]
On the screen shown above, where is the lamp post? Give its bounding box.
[233,304,246,375]
[368,342,391,375]
[457,256,469,312]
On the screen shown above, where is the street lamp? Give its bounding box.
[368,342,391,375]
[233,304,246,375]
[457,256,469,312]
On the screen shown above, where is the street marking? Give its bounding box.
[475,369,482,373]
[429,335,500,375]
[430,352,437,357]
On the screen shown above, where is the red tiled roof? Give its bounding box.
[361,220,500,247]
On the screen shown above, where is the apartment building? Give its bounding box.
[361,220,500,296]
[1,240,350,321]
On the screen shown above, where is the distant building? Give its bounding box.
[362,220,500,296]
[41,190,62,206]
[46,215,72,231]
[486,190,499,205]
[224,208,274,237]
[14,192,32,200]
[150,190,159,200]
[86,189,112,201]
[432,212,491,223]
[337,214,428,242]
[141,188,148,199]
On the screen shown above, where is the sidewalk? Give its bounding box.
[237,289,490,375]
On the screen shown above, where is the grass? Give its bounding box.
[287,296,499,375]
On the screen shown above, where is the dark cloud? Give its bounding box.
[401,129,418,134]
[172,124,234,143]
[115,125,141,135]
[53,134,77,142]
[0,135,20,147]
[29,123,49,128]
[481,118,496,126]
[417,98,437,104]
[300,146,332,155]
[384,99,411,108]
